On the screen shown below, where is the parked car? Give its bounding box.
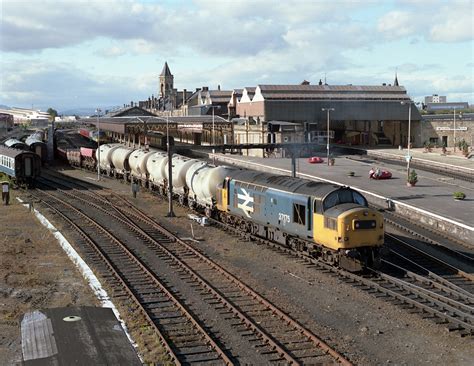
[369,168,392,180]
[308,156,324,164]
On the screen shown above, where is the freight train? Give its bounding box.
[65,143,384,271]
[0,146,42,187]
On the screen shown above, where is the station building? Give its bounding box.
[232,80,423,148]
[421,113,473,149]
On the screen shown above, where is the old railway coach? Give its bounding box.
[217,170,384,271]
[0,146,41,186]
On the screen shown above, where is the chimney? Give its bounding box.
[183,89,187,105]
[218,84,221,91]
[196,87,201,92]
[202,86,209,91]
[318,79,323,85]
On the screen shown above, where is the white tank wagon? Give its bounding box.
[129,149,156,183]
[187,164,236,208]
[110,146,134,176]
[185,161,208,204]
[146,152,168,191]
[96,143,121,173]
[164,155,199,196]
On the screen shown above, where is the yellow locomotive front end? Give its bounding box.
[312,187,384,271]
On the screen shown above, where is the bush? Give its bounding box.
[453,192,466,200]
[407,170,418,184]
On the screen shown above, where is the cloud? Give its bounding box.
[0,59,151,110]
[377,11,417,39]
[429,5,473,42]
[377,1,473,43]
[1,0,369,56]
[96,45,126,58]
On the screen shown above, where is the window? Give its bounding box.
[429,137,439,144]
[293,203,306,225]
[324,217,337,230]
[323,189,368,210]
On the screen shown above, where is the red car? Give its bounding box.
[308,156,324,164]
[369,168,392,180]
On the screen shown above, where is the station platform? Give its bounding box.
[20,306,141,365]
[210,149,474,245]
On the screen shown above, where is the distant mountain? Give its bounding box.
[59,106,117,117]
[0,105,11,110]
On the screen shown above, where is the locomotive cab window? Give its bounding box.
[293,203,306,225]
[323,189,368,211]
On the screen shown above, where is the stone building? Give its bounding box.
[232,81,423,148]
[421,113,473,149]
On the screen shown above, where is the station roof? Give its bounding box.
[257,84,410,100]
[87,115,230,133]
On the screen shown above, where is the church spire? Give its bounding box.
[160,61,172,77]
[159,61,174,98]
[394,69,399,86]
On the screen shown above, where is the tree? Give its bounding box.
[47,107,58,121]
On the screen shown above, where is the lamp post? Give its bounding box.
[208,105,221,146]
[321,107,335,166]
[453,106,457,152]
[96,108,101,181]
[166,112,175,217]
[400,101,412,180]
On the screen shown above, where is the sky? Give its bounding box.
[1,0,473,113]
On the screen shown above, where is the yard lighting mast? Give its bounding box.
[453,106,457,152]
[166,112,175,217]
[96,108,101,181]
[322,107,335,166]
[400,101,412,180]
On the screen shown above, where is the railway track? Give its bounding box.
[382,209,474,263]
[29,187,230,365]
[207,210,474,337]
[30,174,352,365]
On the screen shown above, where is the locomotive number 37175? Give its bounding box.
[278,212,290,225]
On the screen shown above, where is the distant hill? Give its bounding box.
[0,105,11,110]
[58,107,98,116]
[59,106,117,117]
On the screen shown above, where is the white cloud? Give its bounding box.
[377,1,473,43]
[377,10,417,39]
[429,5,473,42]
[96,46,126,58]
[0,59,150,110]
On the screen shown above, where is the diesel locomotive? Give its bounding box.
[65,143,384,271]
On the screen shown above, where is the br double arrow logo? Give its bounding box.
[237,188,254,218]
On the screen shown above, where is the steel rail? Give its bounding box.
[108,194,353,366]
[37,174,353,364]
[43,180,350,365]
[381,259,474,309]
[385,233,474,290]
[28,190,181,365]
[376,265,474,316]
[32,188,234,365]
